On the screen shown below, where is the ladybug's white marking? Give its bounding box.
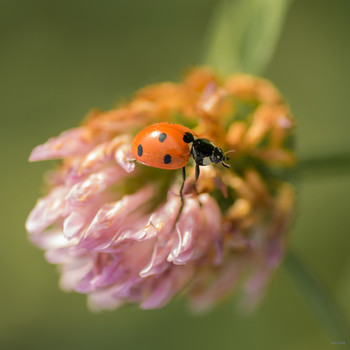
[202,157,211,166]
[151,131,160,138]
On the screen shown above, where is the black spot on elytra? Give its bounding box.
[164,154,172,164]
[137,144,143,157]
[183,132,194,143]
[158,133,167,143]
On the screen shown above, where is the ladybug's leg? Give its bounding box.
[174,166,186,227]
[180,166,186,201]
[193,164,200,194]
[195,164,200,182]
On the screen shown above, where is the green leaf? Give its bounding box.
[203,0,292,75]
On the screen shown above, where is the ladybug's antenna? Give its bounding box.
[222,149,235,168]
[221,160,230,168]
[224,149,236,157]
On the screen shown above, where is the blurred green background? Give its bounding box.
[1,0,350,349]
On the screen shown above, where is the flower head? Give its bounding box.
[26,68,296,311]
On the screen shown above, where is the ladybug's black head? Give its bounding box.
[191,138,230,168]
[210,146,230,168]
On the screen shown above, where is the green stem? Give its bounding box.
[284,252,350,344]
[299,153,350,179]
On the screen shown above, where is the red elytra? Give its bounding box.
[131,123,196,170]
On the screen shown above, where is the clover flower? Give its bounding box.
[26,68,296,311]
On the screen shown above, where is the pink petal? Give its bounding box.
[29,229,71,250]
[141,276,173,309]
[88,285,125,311]
[167,198,203,264]
[73,142,109,178]
[139,194,181,277]
[141,266,193,309]
[26,186,67,234]
[76,238,157,293]
[190,256,247,311]
[79,186,154,250]
[242,234,285,309]
[88,285,126,311]
[74,135,133,178]
[167,194,222,265]
[139,242,171,277]
[59,257,94,291]
[200,194,223,265]
[63,209,91,240]
[45,247,75,264]
[80,258,125,292]
[65,166,124,208]
[114,143,135,173]
[111,277,144,300]
[29,128,95,161]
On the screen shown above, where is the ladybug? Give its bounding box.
[131,123,230,205]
